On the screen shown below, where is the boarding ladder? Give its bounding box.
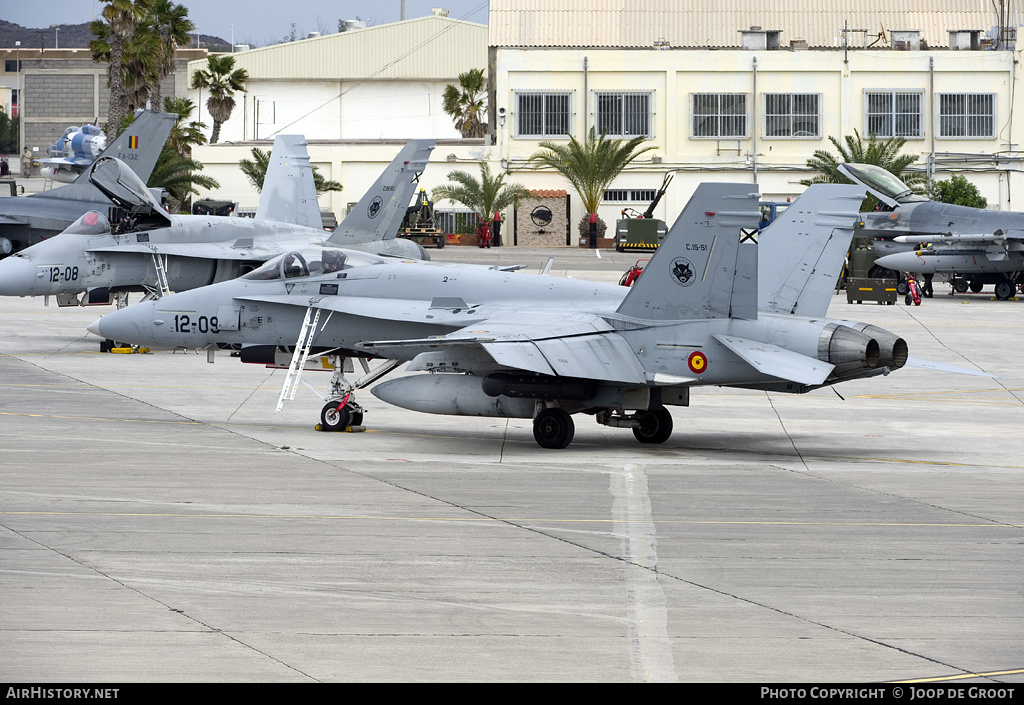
[150,253,171,298]
[276,306,324,412]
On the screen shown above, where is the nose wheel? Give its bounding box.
[319,395,364,432]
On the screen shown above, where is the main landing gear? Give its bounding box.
[531,407,675,449]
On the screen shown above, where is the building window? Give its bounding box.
[764,93,820,138]
[691,93,747,138]
[604,189,657,203]
[595,92,652,137]
[939,93,995,138]
[865,90,923,138]
[516,92,571,137]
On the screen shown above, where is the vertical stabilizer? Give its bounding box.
[327,139,435,246]
[255,135,322,229]
[758,184,865,317]
[616,183,760,321]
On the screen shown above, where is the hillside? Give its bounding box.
[0,20,229,51]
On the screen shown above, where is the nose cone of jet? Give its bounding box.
[87,301,159,345]
[0,256,39,296]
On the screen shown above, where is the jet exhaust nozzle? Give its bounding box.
[842,323,908,370]
[819,323,881,378]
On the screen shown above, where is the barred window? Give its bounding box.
[865,90,923,138]
[604,189,657,202]
[764,93,820,138]
[516,92,571,137]
[939,93,994,138]
[595,92,652,137]
[691,93,747,138]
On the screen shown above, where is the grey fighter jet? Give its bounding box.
[840,163,1024,299]
[0,137,434,304]
[88,182,992,448]
[0,110,177,257]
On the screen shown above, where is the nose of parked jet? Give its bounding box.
[0,255,40,296]
[87,301,159,345]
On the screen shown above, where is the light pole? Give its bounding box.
[15,41,21,156]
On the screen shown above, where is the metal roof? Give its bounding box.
[489,0,1023,49]
[190,15,487,81]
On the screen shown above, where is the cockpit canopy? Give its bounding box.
[242,248,386,281]
[63,210,111,237]
[837,163,929,207]
[90,157,165,211]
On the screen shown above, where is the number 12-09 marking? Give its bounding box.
[173,314,219,334]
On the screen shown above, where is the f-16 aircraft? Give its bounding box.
[0,137,435,305]
[0,110,177,257]
[88,182,990,448]
[39,124,108,183]
[840,163,1024,299]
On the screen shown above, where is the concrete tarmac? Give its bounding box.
[0,247,1022,682]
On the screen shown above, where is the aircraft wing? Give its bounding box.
[0,214,27,226]
[356,313,648,384]
[237,293,488,325]
[85,240,280,260]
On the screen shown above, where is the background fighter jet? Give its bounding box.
[0,137,435,306]
[89,182,990,448]
[39,124,108,183]
[0,111,177,257]
[841,163,1024,299]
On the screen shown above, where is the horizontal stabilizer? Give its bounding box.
[905,357,997,378]
[714,334,834,385]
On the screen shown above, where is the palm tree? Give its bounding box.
[148,144,219,213]
[149,96,216,213]
[93,0,152,141]
[527,127,655,238]
[190,55,249,144]
[238,147,342,196]
[161,96,206,158]
[801,129,924,210]
[431,162,529,222]
[442,68,487,138]
[145,0,194,109]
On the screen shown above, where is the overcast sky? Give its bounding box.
[5,1,489,47]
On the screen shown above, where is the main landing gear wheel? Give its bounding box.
[533,408,574,449]
[994,279,1016,300]
[969,280,984,293]
[320,398,363,432]
[633,408,673,444]
[952,278,969,294]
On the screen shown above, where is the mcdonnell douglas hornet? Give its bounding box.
[0,137,435,306]
[842,163,1024,299]
[87,182,991,448]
